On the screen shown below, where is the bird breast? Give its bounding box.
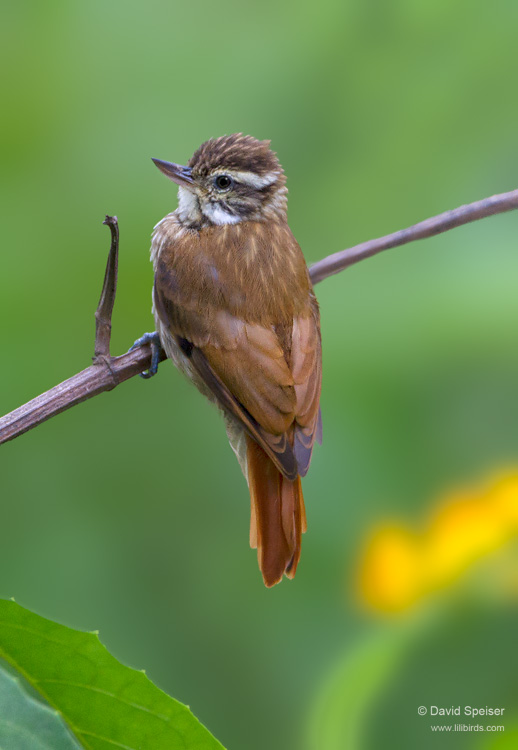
[151,214,311,326]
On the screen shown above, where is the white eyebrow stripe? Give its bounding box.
[218,170,280,189]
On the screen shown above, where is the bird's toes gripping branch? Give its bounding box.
[130,332,163,379]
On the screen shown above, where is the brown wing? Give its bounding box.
[291,308,322,476]
[155,277,299,478]
[153,222,322,479]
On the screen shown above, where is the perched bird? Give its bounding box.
[147,134,322,586]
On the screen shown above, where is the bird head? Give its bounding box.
[152,134,287,227]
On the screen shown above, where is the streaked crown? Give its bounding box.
[189,134,282,179]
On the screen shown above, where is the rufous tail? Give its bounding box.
[246,435,307,587]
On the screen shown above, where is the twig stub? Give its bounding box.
[94,216,119,360]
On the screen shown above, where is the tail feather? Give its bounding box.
[246,435,306,587]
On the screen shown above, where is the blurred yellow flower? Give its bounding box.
[358,472,518,613]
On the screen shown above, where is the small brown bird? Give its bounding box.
[147,134,322,586]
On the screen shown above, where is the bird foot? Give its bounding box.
[130,332,162,379]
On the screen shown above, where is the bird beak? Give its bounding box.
[152,158,195,188]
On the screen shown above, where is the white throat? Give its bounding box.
[201,202,241,225]
[177,187,201,224]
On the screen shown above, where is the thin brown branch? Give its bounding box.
[309,188,518,284]
[0,347,167,445]
[1,188,517,446]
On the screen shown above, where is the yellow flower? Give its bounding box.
[357,471,518,613]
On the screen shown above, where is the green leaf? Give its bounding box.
[0,599,225,750]
[0,665,81,749]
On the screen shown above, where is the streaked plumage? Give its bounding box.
[150,134,322,586]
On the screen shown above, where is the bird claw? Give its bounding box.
[130,332,162,379]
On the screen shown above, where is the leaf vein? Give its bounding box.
[77,731,137,750]
[0,620,78,649]
[35,679,171,720]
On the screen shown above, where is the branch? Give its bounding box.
[0,348,167,445]
[1,189,517,446]
[309,188,518,284]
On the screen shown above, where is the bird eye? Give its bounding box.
[214,174,233,191]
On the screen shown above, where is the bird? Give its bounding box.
[145,134,322,587]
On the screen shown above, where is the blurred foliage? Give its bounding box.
[310,470,518,749]
[307,623,410,750]
[309,600,518,750]
[1,1,517,748]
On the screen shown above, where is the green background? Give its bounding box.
[1,1,518,748]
